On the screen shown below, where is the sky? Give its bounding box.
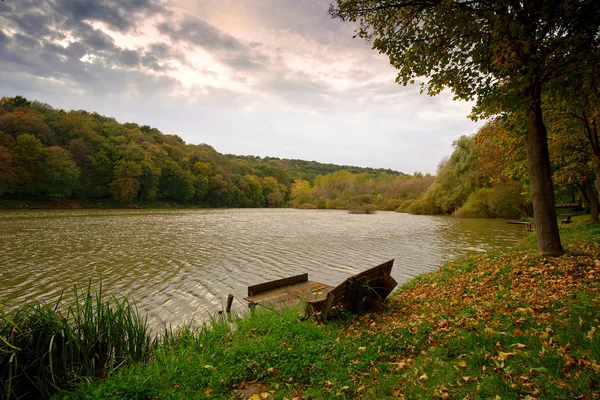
[0,0,484,174]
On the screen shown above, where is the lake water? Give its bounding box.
[0,209,528,327]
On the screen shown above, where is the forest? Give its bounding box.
[0,96,414,208]
[1,95,596,219]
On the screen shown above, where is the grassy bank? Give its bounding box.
[3,218,599,399]
[61,217,600,399]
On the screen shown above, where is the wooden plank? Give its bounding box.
[352,260,394,281]
[248,273,308,296]
[245,260,396,316]
[245,280,333,309]
[321,292,336,322]
[373,273,398,300]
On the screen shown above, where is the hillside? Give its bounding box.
[0,96,406,208]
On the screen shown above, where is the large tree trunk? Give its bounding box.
[525,83,564,256]
[594,162,600,205]
[579,179,599,223]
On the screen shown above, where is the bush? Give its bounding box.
[455,182,526,219]
[297,203,318,209]
[407,196,440,215]
[378,198,401,211]
[395,199,415,213]
[348,204,378,214]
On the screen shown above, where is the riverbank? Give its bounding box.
[54,216,599,399]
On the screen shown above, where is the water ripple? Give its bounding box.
[0,209,528,327]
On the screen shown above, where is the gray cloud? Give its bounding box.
[158,15,269,71]
[0,0,481,173]
[0,0,177,97]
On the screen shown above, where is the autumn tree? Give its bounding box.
[290,179,313,208]
[331,0,600,255]
[110,161,142,205]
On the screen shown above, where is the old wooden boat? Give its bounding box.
[244,260,397,321]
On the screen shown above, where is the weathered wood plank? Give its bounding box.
[245,280,333,309]
[248,273,308,296]
[245,260,397,315]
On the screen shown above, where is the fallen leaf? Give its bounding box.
[497,351,514,361]
[458,360,467,368]
[419,373,428,380]
[203,364,216,370]
[260,392,269,399]
[204,387,213,396]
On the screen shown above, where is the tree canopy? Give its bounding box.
[330,0,600,255]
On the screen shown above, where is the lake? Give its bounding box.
[0,208,528,327]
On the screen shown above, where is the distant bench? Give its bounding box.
[244,260,397,321]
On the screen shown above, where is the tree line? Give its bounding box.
[0,96,408,207]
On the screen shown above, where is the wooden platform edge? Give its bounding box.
[248,273,308,296]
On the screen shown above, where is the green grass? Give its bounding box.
[0,284,154,399]
[4,216,600,399]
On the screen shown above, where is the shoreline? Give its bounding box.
[3,216,598,399]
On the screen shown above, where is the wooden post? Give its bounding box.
[321,292,336,322]
[226,293,234,313]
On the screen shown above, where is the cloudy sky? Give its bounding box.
[0,0,483,174]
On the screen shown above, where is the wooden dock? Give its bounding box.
[244,260,397,321]
[507,220,535,231]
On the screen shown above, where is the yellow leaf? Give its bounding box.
[485,327,495,334]
[203,364,215,370]
[358,346,366,351]
[419,373,428,380]
[260,392,269,399]
[250,395,261,400]
[458,360,467,368]
[498,351,514,361]
[204,387,213,396]
[516,307,533,314]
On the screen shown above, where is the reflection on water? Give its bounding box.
[0,209,528,327]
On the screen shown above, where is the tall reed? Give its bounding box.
[0,284,154,399]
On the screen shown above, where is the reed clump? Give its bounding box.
[0,284,154,399]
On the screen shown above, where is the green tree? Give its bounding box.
[427,136,483,214]
[42,147,81,200]
[330,0,600,255]
[158,161,194,201]
[138,161,161,203]
[239,175,265,207]
[192,162,212,203]
[13,134,48,196]
[88,151,114,198]
[110,161,142,205]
